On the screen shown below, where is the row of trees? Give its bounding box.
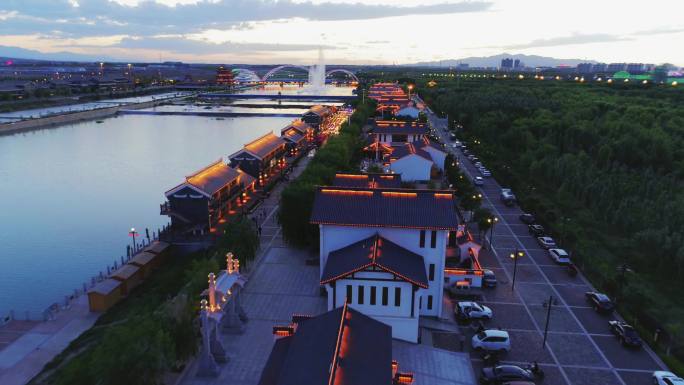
[41,218,258,385]
[278,92,376,247]
[419,77,684,364]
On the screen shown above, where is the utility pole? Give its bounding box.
[542,295,557,349]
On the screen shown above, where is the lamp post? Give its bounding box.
[407,84,414,100]
[542,295,558,349]
[510,249,524,291]
[615,263,633,304]
[487,217,498,248]
[129,227,139,254]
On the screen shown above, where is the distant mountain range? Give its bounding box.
[412,53,597,68]
[0,45,114,63]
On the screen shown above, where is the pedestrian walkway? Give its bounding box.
[0,296,98,385]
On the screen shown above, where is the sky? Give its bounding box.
[1,0,683,65]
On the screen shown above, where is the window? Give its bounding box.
[419,296,422,309]
[430,230,437,248]
[427,295,433,310]
[394,287,401,306]
[358,286,365,305]
[382,287,389,306]
[429,264,435,281]
[346,285,352,304]
[370,286,376,305]
[419,230,426,248]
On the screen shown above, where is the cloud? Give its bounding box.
[0,0,492,37]
[633,26,684,36]
[111,36,339,55]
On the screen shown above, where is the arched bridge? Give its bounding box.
[257,65,358,83]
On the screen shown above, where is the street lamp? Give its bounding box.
[407,84,414,100]
[510,249,524,291]
[615,264,633,304]
[129,227,139,253]
[487,217,499,248]
[542,295,558,348]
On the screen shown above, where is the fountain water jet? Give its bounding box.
[308,47,326,90]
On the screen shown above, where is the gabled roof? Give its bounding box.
[281,128,305,144]
[371,120,428,135]
[230,133,287,160]
[258,304,392,385]
[332,173,402,188]
[281,120,312,135]
[165,160,242,198]
[304,105,330,117]
[321,234,428,288]
[389,142,433,162]
[310,186,459,230]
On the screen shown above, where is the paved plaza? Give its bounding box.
[429,110,668,385]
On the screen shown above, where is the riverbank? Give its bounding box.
[0,95,189,136]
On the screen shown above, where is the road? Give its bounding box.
[426,108,668,385]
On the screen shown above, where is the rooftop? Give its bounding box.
[88,278,121,296]
[240,132,287,160]
[258,304,392,385]
[310,186,459,230]
[321,234,428,288]
[281,120,312,135]
[372,121,428,135]
[281,128,305,144]
[165,160,244,198]
[332,173,402,188]
[305,105,331,117]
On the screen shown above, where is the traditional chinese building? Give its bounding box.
[310,186,459,342]
[301,105,331,130]
[280,120,314,155]
[229,132,288,182]
[162,160,255,232]
[370,121,428,144]
[332,173,402,188]
[258,303,413,385]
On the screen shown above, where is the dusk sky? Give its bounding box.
[1,0,683,65]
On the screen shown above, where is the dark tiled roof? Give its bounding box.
[389,142,433,162]
[281,120,312,135]
[321,234,428,288]
[371,121,428,135]
[332,173,402,188]
[310,186,459,230]
[165,160,241,197]
[304,105,330,117]
[281,128,305,144]
[257,305,392,385]
[231,133,286,160]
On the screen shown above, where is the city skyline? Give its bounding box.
[1,0,683,65]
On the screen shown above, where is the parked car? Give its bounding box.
[482,171,492,177]
[528,224,544,236]
[472,330,511,353]
[468,154,475,160]
[483,269,497,288]
[450,133,457,141]
[475,161,483,168]
[537,236,556,249]
[585,291,615,314]
[456,301,493,321]
[474,177,484,186]
[653,371,684,385]
[454,140,462,147]
[609,321,642,348]
[519,213,535,224]
[548,248,571,264]
[480,365,534,384]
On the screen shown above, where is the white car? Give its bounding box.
[471,329,511,352]
[480,169,491,177]
[653,371,684,385]
[456,301,493,320]
[474,176,484,186]
[548,248,571,264]
[474,161,483,168]
[537,236,557,249]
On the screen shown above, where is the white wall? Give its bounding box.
[390,154,432,181]
[326,277,420,343]
[319,225,448,318]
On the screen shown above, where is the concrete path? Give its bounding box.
[0,296,98,385]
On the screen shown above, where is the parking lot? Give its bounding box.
[429,113,667,385]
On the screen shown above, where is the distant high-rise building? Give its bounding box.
[577,63,593,73]
[501,58,514,70]
[644,64,656,72]
[456,63,469,70]
[627,63,645,72]
[513,59,521,69]
[607,63,627,72]
[592,63,607,72]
